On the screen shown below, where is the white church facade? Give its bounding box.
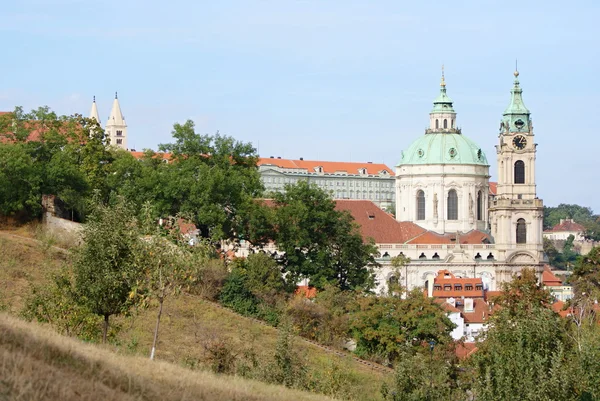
[369,69,544,294]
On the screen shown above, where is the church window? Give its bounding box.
[416,190,425,220]
[514,160,525,184]
[116,138,123,145]
[477,190,483,220]
[443,119,448,129]
[516,218,526,244]
[116,130,123,136]
[435,119,439,129]
[447,189,458,220]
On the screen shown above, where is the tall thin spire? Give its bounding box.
[89,96,100,124]
[107,92,125,126]
[441,64,446,87]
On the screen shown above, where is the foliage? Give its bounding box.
[270,181,378,291]
[73,197,143,342]
[544,203,600,240]
[350,289,455,363]
[491,268,553,316]
[265,320,308,388]
[157,121,264,240]
[470,269,575,400]
[21,269,102,341]
[219,260,282,325]
[571,246,600,300]
[0,107,108,220]
[470,304,573,400]
[381,347,463,401]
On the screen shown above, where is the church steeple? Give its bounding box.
[501,69,531,133]
[89,96,100,124]
[105,92,127,149]
[429,66,457,132]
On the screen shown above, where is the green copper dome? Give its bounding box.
[397,132,489,166]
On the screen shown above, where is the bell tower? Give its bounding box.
[105,92,128,150]
[489,69,544,264]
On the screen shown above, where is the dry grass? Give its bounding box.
[0,313,336,401]
[0,230,389,400]
[0,231,66,313]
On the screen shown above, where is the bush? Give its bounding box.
[188,258,228,301]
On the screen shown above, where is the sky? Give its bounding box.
[1,0,599,211]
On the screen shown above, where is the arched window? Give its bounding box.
[447,189,458,220]
[477,190,483,220]
[416,190,425,220]
[443,119,448,129]
[514,160,525,184]
[516,218,526,244]
[435,119,439,129]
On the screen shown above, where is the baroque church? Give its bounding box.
[365,68,544,294]
[89,93,128,150]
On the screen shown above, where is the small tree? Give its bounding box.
[73,197,142,343]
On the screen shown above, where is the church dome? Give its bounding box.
[397,132,488,166]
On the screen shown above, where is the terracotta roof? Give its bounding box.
[542,265,563,287]
[406,229,491,245]
[489,182,497,196]
[334,200,426,243]
[295,285,317,299]
[545,219,585,233]
[130,151,173,161]
[0,112,86,143]
[177,218,199,236]
[432,270,485,298]
[455,342,478,359]
[258,157,394,176]
[437,297,491,324]
[462,298,492,323]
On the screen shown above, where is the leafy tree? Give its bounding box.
[271,181,378,291]
[382,347,463,401]
[571,246,600,300]
[544,204,595,230]
[73,197,142,343]
[470,270,574,401]
[158,121,263,240]
[22,269,101,340]
[350,289,455,363]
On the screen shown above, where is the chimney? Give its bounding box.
[464,298,474,312]
[300,157,303,160]
[277,156,281,159]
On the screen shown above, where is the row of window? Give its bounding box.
[263,176,394,188]
[435,118,455,129]
[434,284,483,291]
[416,190,484,221]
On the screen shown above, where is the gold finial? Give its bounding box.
[441,64,446,87]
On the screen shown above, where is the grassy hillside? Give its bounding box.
[0,313,335,401]
[0,230,389,400]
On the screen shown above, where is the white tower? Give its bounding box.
[489,70,544,265]
[89,96,101,125]
[105,92,127,150]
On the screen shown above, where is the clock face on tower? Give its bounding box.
[513,135,527,150]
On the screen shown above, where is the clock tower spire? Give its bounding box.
[489,69,544,265]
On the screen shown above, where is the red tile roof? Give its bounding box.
[432,270,485,298]
[130,151,173,162]
[489,182,497,196]
[545,219,585,233]
[295,285,317,299]
[334,200,426,243]
[455,342,478,359]
[542,266,563,287]
[406,229,491,245]
[258,157,394,176]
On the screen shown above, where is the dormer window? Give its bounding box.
[359,168,367,175]
[315,166,323,173]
